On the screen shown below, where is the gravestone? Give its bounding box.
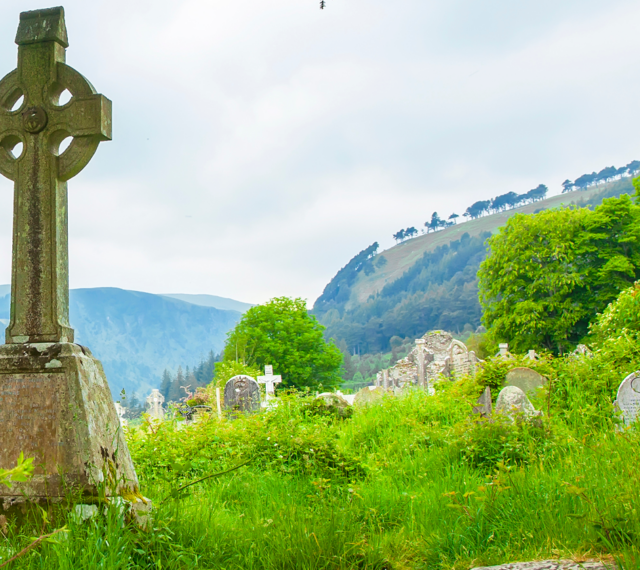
[0,7,137,509]
[257,365,282,400]
[353,385,386,407]
[315,392,352,418]
[472,386,492,417]
[505,367,547,398]
[146,389,165,420]
[615,371,640,427]
[495,386,542,421]
[224,375,260,413]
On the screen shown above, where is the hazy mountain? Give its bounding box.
[0,287,242,398]
[162,293,254,313]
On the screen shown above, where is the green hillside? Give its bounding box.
[350,180,631,306]
[313,177,634,354]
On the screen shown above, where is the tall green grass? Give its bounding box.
[1,372,639,569]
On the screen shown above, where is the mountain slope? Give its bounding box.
[0,288,241,397]
[162,293,254,313]
[313,179,634,353]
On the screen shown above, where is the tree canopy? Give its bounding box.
[222,297,343,390]
[478,192,640,353]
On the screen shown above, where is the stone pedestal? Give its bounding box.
[0,343,138,511]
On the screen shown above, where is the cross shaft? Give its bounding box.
[0,7,111,343]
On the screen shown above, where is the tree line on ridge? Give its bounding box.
[392,160,640,243]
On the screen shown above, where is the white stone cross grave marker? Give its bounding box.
[257,365,282,400]
[146,388,165,420]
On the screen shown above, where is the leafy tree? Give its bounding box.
[160,369,172,398]
[426,212,442,232]
[525,184,548,202]
[404,227,418,239]
[393,230,405,243]
[574,172,596,190]
[222,297,343,390]
[597,166,617,183]
[465,200,491,219]
[213,361,261,388]
[627,160,640,175]
[561,179,574,193]
[167,366,186,402]
[478,192,640,353]
[491,192,519,212]
[449,213,459,224]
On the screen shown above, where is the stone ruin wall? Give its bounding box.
[376,330,482,389]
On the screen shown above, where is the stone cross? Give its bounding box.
[257,364,282,398]
[146,389,165,420]
[0,8,137,508]
[0,7,111,344]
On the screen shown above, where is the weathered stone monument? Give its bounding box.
[615,371,640,427]
[377,331,482,390]
[353,385,386,407]
[504,367,547,398]
[146,389,165,420]
[224,375,261,413]
[472,386,492,417]
[495,386,542,421]
[0,7,138,509]
[257,365,282,401]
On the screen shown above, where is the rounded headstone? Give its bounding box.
[315,392,352,418]
[505,367,547,397]
[615,371,640,426]
[353,386,386,407]
[224,375,260,413]
[495,385,539,420]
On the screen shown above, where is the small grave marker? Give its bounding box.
[257,365,282,399]
[472,386,492,417]
[615,371,640,427]
[505,367,547,398]
[146,389,165,420]
[224,375,261,413]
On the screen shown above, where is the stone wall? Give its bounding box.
[376,331,481,389]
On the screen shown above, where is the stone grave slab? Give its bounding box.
[615,371,640,427]
[505,367,547,397]
[353,386,386,406]
[495,386,541,421]
[224,375,260,413]
[472,560,615,570]
[472,386,492,417]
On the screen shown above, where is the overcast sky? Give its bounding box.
[0,0,639,306]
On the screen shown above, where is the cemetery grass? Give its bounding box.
[3,383,640,569]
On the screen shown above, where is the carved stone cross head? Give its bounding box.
[0,7,112,344]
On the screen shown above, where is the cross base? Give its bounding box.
[0,343,138,512]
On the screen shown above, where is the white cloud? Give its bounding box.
[0,0,639,305]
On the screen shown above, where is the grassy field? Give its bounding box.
[1,353,639,570]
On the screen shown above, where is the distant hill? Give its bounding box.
[0,287,242,397]
[313,178,634,353]
[162,293,254,313]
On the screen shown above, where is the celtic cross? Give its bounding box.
[0,7,111,343]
